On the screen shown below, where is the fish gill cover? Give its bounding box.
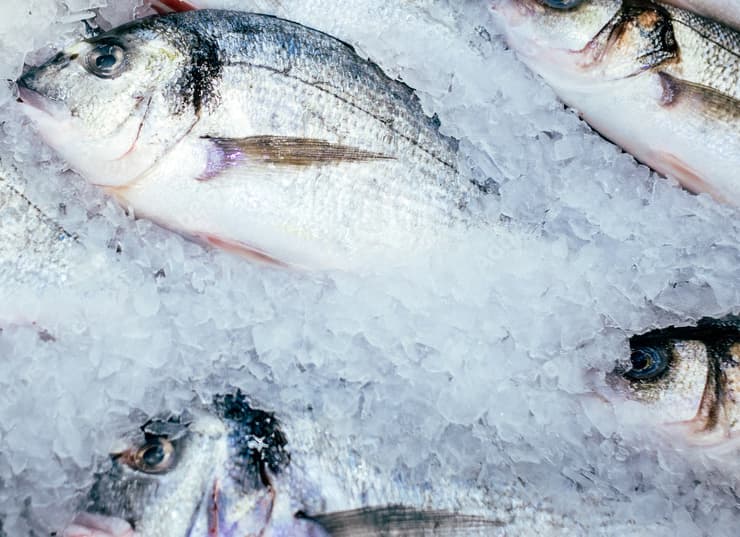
[0,1,739,536]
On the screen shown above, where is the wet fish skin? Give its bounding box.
[17,10,479,270]
[610,316,740,447]
[62,392,504,537]
[662,0,740,31]
[65,392,329,537]
[0,160,79,290]
[493,0,740,205]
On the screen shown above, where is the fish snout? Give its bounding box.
[61,513,136,537]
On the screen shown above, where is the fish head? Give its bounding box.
[492,0,677,87]
[16,17,198,188]
[63,392,328,537]
[607,317,740,449]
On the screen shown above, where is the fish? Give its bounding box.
[0,159,79,290]
[662,0,740,31]
[492,0,740,206]
[60,392,503,537]
[609,315,740,447]
[16,9,482,270]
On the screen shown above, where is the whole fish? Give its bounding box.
[492,0,740,205]
[609,315,740,447]
[662,0,740,30]
[60,392,502,537]
[17,10,481,270]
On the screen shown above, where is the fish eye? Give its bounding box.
[623,346,670,381]
[540,0,588,9]
[129,437,176,474]
[85,42,126,79]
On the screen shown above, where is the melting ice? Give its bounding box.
[0,0,739,535]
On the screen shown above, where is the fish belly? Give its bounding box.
[552,72,740,204]
[110,134,465,270]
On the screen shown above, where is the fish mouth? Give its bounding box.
[15,82,68,120]
[61,513,135,537]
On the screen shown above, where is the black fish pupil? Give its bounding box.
[631,350,650,371]
[142,444,165,467]
[624,346,669,381]
[96,52,117,70]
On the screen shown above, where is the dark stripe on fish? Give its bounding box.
[201,136,393,180]
[221,59,459,171]
[303,505,504,536]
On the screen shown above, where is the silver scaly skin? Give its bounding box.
[609,315,740,448]
[493,0,740,205]
[0,160,79,290]
[17,10,482,270]
[662,0,740,31]
[60,392,503,537]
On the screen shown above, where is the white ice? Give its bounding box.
[0,1,739,536]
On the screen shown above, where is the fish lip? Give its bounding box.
[15,82,64,118]
[61,512,135,537]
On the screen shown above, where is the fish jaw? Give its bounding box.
[61,513,136,537]
[16,82,149,188]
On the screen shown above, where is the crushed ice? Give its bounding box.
[0,1,739,535]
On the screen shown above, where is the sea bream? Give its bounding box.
[492,0,740,205]
[16,9,481,270]
[60,392,502,537]
[609,315,740,448]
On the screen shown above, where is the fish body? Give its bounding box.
[61,392,503,537]
[0,160,79,290]
[662,0,740,30]
[17,10,479,270]
[493,0,740,205]
[610,315,740,447]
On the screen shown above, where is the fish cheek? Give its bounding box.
[84,463,159,527]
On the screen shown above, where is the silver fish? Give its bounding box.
[609,315,740,448]
[662,0,740,31]
[60,392,502,537]
[0,159,79,290]
[17,10,482,270]
[493,0,740,205]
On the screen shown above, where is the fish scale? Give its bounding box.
[0,161,78,289]
[662,4,740,100]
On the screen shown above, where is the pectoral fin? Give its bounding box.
[200,136,393,180]
[303,506,503,536]
[658,72,740,122]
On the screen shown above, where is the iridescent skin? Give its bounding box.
[493,0,740,205]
